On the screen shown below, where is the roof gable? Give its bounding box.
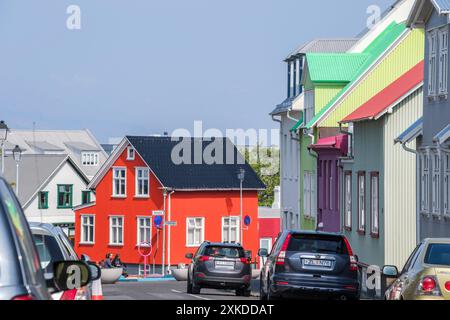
[341,61,424,123]
[408,0,450,26]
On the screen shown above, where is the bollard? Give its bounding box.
[91,278,103,300]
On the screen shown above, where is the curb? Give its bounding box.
[118,276,176,283]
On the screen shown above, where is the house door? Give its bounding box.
[259,238,272,268]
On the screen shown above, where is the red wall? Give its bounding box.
[259,218,281,244]
[75,145,260,266]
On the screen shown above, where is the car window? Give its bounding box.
[0,180,41,285]
[287,234,348,255]
[424,244,450,267]
[33,234,65,274]
[401,244,422,273]
[204,246,245,258]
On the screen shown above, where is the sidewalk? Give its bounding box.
[119,274,176,282]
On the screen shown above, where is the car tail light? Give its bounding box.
[61,289,78,300]
[343,236,358,271]
[240,258,250,264]
[276,233,292,266]
[12,294,35,301]
[198,256,210,262]
[418,276,441,296]
[445,282,450,292]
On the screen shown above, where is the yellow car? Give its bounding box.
[383,238,450,300]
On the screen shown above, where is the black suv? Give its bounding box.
[259,231,360,300]
[186,242,252,296]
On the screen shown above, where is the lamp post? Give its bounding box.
[237,168,245,245]
[0,120,9,175]
[12,145,22,195]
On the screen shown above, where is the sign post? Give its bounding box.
[137,242,152,279]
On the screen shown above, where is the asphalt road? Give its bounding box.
[103,280,260,300]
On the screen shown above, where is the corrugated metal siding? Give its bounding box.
[383,88,423,269]
[314,85,345,114]
[321,28,425,127]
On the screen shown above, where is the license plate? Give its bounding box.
[302,259,332,268]
[215,261,235,269]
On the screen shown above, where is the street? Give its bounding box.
[103,280,260,301]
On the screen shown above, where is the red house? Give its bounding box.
[74,136,265,271]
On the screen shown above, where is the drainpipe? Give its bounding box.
[167,190,175,273]
[162,189,168,276]
[307,129,318,159]
[339,123,353,159]
[400,141,420,245]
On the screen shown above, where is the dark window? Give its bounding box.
[33,234,65,274]
[287,234,348,255]
[204,246,245,258]
[38,191,48,209]
[57,185,73,208]
[81,191,91,205]
[424,244,450,266]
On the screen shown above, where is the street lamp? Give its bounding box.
[12,145,22,195]
[237,168,245,245]
[0,120,9,175]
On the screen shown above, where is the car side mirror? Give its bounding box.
[185,253,194,260]
[258,248,269,257]
[51,261,92,292]
[382,265,399,278]
[80,254,91,262]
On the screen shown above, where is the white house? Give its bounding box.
[3,154,93,241]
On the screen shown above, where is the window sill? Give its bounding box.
[134,195,150,199]
[57,206,73,210]
[357,230,366,236]
[186,244,201,248]
[38,207,49,210]
[111,195,127,199]
[79,242,95,246]
[370,233,380,239]
[108,243,124,247]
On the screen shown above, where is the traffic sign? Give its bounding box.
[154,216,163,227]
[152,210,165,216]
[244,215,251,226]
[166,221,177,227]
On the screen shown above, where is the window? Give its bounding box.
[344,171,352,230]
[445,154,450,215]
[222,216,240,243]
[186,218,204,247]
[57,185,73,209]
[38,191,48,209]
[357,172,366,234]
[80,215,95,244]
[135,168,150,197]
[439,27,449,96]
[109,216,124,246]
[127,146,135,160]
[81,152,99,166]
[432,153,441,214]
[137,217,152,245]
[421,153,430,213]
[304,171,311,217]
[428,30,438,96]
[81,191,91,205]
[370,173,379,237]
[329,161,333,210]
[112,168,126,197]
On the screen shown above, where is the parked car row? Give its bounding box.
[184,231,450,301]
[0,176,100,300]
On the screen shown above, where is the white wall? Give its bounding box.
[280,111,301,230]
[24,161,95,225]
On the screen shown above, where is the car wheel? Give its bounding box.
[191,279,201,294]
[266,278,277,301]
[187,275,193,294]
[260,278,267,300]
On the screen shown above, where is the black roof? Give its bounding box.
[126,136,266,191]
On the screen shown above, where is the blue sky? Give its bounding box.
[0,0,391,143]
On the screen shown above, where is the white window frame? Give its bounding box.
[135,167,150,197]
[344,171,352,230]
[357,172,366,234]
[370,173,379,237]
[136,216,152,246]
[444,153,450,215]
[421,152,431,213]
[109,216,124,246]
[186,217,205,247]
[428,29,438,97]
[80,214,95,244]
[221,216,240,244]
[81,152,99,166]
[112,167,127,197]
[438,27,448,96]
[127,146,135,160]
[432,152,441,214]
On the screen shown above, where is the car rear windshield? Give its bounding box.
[424,244,450,266]
[33,234,65,273]
[287,234,348,255]
[204,246,245,258]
